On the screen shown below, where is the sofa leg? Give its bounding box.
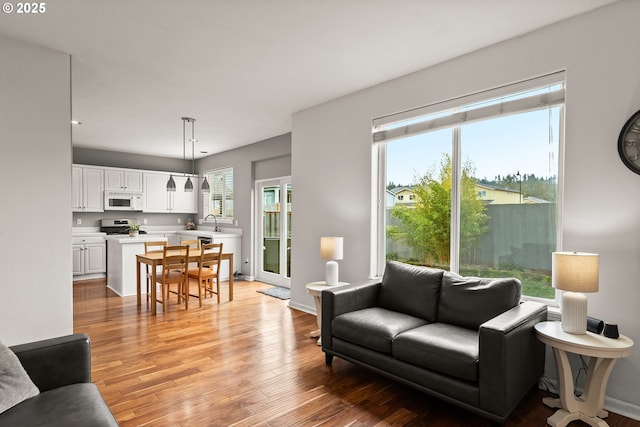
[325,353,333,365]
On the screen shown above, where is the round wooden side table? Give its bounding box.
[534,321,633,427]
[305,281,349,345]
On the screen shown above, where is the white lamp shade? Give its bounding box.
[320,237,343,260]
[552,252,599,293]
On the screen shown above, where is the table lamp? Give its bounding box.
[552,251,599,334]
[320,237,343,285]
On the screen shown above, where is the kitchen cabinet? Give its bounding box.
[213,235,241,281]
[73,236,106,276]
[72,166,104,212]
[174,230,242,281]
[104,168,143,193]
[167,233,180,246]
[145,231,179,246]
[173,175,198,212]
[143,172,198,213]
[176,233,197,245]
[105,235,169,296]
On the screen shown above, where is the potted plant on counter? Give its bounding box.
[129,223,139,237]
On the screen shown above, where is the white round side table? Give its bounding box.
[305,281,349,345]
[534,321,634,427]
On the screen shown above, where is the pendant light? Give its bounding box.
[166,174,176,192]
[201,176,210,192]
[167,116,210,193]
[183,117,195,192]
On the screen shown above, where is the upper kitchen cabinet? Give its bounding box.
[72,165,104,212]
[104,168,143,193]
[173,175,199,213]
[143,172,198,213]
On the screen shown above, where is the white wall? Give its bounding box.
[197,133,291,278]
[290,0,640,416]
[0,37,72,345]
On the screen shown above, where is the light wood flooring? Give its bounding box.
[73,279,638,426]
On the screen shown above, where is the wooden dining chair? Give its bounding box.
[155,245,190,312]
[181,239,201,269]
[180,239,201,249]
[187,243,223,305]
[144,241,167,305]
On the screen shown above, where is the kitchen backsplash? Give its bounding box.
[73,211,196,228]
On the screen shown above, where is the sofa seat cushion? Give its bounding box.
[333,307,429,354]
[0,383,118,426]
[393,323,480,382]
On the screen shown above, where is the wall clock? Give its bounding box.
[618,109,640,175]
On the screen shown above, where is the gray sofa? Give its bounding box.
[2,333,118,426]
[322,261,547,423]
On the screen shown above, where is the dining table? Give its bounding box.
[136,249,234,315]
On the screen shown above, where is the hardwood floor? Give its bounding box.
[73,279,638,426]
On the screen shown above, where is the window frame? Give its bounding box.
[203,166,234,224]
[372,74,565,306]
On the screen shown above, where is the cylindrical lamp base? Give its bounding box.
[561,291,588,334]
[325,260,339,286]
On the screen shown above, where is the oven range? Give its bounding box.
[100,218,146,235]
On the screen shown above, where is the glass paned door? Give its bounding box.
[257,178,291,287]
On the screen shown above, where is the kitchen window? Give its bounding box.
[373,71,565,303]
[203,167,234,222]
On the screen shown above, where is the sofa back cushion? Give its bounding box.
[378,261,444,322]
[438,272,521,330]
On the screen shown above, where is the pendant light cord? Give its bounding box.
[192,119,196,175]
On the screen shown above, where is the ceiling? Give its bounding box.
[0,0,617,159]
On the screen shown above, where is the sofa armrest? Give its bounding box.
[478,301,547,418]
[9,333,92,392]
[321,279,381,353]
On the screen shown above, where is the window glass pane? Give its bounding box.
[262,185,280,274]
[382,104,560,300]
[459,107,560,299]
[386,128,452,271]
[205,167,233,220]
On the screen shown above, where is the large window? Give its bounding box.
[374,72,564,301]
[203,167,234,222]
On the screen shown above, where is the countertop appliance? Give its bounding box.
[104,191,143,211]
[100,218,146,235]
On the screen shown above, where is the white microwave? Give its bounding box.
[104,191,143,211]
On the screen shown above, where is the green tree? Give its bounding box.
[387,155,488,266]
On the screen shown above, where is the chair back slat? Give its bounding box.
[161,245,189,281]
[145,241,167,254]
[180,239,201,249]
[199,243,223,273]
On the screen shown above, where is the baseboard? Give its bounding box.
[73,273,106,282]
[288,300,315,315]
[604,395,640,421]
[539,378,640,421]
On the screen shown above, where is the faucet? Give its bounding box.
[204,214,220,232]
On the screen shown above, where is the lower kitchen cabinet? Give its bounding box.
[73,237,106,276]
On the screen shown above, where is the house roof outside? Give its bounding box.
[387,183,550,206]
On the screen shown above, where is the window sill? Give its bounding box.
[521,296,560,321]
[203,218,234,224]
[546,305,561,322]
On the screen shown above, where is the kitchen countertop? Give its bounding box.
[142,228,242,238]
[105,235,168,244]
[72,227,106,238]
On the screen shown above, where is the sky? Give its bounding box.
[386,107,560,186]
